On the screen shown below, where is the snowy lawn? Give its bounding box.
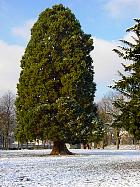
[1,149,140,187]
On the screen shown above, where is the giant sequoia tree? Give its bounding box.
[112,19,140,141]
[15,4,96,155]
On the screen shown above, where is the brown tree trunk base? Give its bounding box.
[50,141,74,155]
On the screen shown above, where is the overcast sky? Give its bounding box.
[0,0,139,101]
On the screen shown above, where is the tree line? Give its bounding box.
[0,91,16,149]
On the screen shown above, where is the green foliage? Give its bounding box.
[90,116,104,144]
[112,19,140,140]
[15,4,96,144]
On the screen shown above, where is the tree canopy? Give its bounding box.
[15,4,96,154]
[112,19,140,140]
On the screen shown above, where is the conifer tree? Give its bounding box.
[112,19,140,141]
[15,4,96,154]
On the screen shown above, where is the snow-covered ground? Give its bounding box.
[1,149,140,187]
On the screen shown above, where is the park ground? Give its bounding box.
[1,148,140,187]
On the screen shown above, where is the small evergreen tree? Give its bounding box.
[15,4,96,154]
[112,19,140,143]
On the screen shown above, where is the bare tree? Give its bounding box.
[0,91,16,149]
[97,91,123,149]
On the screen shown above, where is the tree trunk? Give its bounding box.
[26,141,28,149]
[50,141,74,155]
[18,141,20,150]
[138,140,140,150]
[2,136,4,149]
[4,134,9,150]
[116,130,120,150]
